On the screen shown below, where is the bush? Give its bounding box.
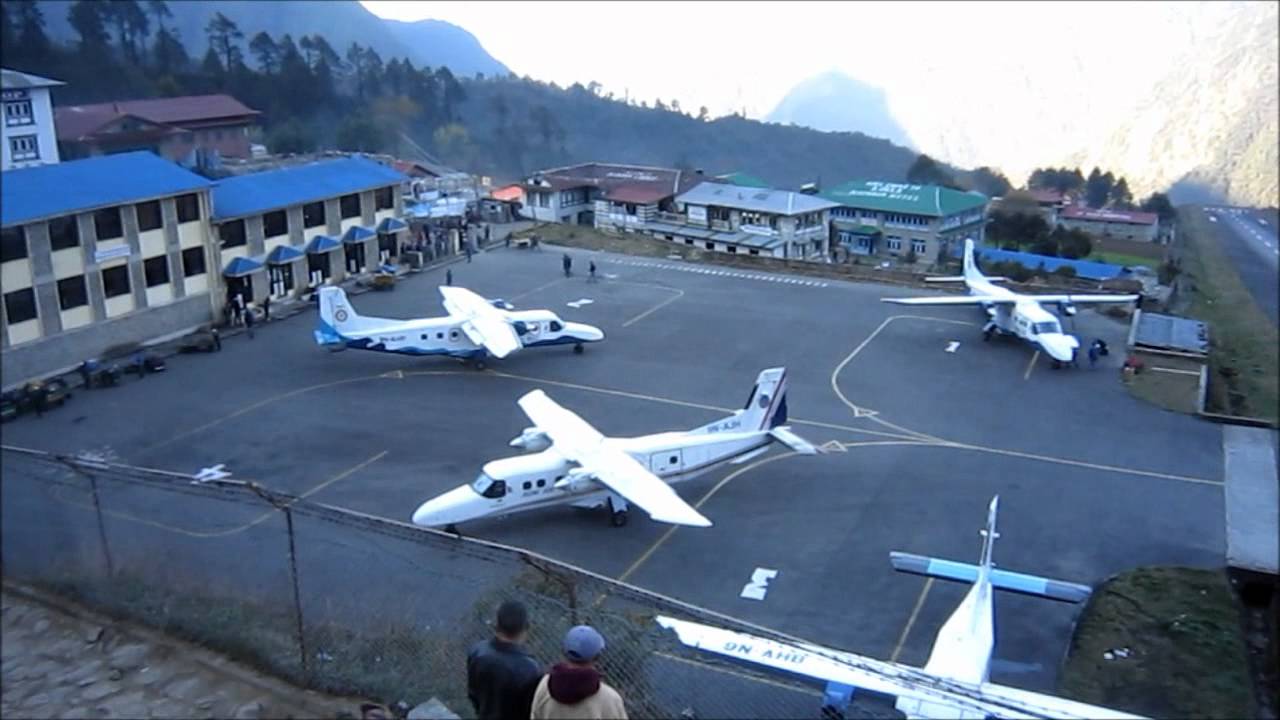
[1052,265,1078,278]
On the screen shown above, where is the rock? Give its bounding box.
[85,627,105,644]
[108,668,123,681]
[81,681,116,701]
[32,618,51,634]
[108,643,149,671]
[407,698,460,720]
[232,700,265,719]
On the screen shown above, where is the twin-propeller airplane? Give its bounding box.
[411,368,819,529]
[882,239,1138,368]
[314,285,604,368]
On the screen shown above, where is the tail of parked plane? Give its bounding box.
[962,238,982,283]
[693,367,791,435]
[315,286,381,344]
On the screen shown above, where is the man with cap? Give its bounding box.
[467,600,542,720]
[530,625,627,719]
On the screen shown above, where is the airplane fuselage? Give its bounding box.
[965,278,1079,363]
[413,428,773,527]
[318,309,601,358]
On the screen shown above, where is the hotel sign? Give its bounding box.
[688,206,707,223]
[1,89,29,101]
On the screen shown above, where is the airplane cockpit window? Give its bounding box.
[471,473,506,498]
[1033,321,1061,334]
[550,321,563,332]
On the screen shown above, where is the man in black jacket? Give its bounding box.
[467,600,542,720]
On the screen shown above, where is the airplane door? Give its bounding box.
[649,450,684,475]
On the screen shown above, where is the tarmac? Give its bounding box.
[1,241,1227,698]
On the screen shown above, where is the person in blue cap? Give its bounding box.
[530,625,627,719]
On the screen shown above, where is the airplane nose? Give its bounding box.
[411,500,443,527]
[569,322,605,342]
[411,485,480,527]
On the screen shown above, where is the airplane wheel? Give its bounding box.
[1051,359,1063,370]
[982,329,994,342]
[573,343,584,355]
[472,358,487,370]
[610,510,629,527]
[444,523,459,535]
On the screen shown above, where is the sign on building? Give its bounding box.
[688,206,708,223]
[93,245,132,263]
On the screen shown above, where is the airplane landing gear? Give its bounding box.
[608,495,629,527]
[444,523,460,535]
[470,357,487,370]
[1051,359,1064,370]
[982,324,996,342]
[573,343,584,355]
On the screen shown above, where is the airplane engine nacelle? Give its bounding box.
[1058,301,1077,316]
[553,469,596,493]
[509,427,551,451]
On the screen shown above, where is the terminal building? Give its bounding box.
[2,68,63,171]
[821,181,989,263]
[646,181,839,259]
[519,162,695,228]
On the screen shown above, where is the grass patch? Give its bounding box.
[1175,208,1278,423]
[1091,251,1161,270]
[1127,365,1201,415]
[1059,566,1255,718]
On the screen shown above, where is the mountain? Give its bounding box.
[765,71,913,149]
[34,0,508,78]
[382,19,509,78]
[769,3,1278,207]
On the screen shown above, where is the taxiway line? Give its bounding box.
[1023,351,1040,381]
[890,577,934,662]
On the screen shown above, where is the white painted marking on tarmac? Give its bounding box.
[603,273,619,279]
[193,464,231,483]
[740,568,778,600]
[566,299,594,308]
[945,341,960,353]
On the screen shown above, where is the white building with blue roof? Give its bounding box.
[210,156,406,301]
[1,151,218,384]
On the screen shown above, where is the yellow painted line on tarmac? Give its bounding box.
[1149,366,1201,376]
[1023,351,1040,381]
[621,287,685,328]
[890,577,934,662]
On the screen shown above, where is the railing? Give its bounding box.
[710,219,733,232]
[740,224,778,236]
[653,211,686,225]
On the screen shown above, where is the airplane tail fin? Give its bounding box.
[315,286,379,344]
[740,367,790,431]
[962,239,983,283]
[888,496,1091,603]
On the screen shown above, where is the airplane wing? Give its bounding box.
[1018,293,1139,304]
[655,616,1145,720]
[516,390,712,527]
[882,295,1018,306]
[439,286,521,358]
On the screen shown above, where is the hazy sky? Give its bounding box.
[361,1,1191,121]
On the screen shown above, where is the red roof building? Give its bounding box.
[521,162,698,227]
[1059,205,1159,242]
[55,94,260,163]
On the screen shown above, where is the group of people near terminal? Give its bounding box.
[468,601,628,720]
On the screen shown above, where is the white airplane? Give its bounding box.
[658,496,1145,720]
[881,239,1138,368]
[314,286,604,367]
[411,368,819,530]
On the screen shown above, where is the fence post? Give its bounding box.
[283,506,310,680]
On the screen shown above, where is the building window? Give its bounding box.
[4,288,37,324]
[176,194,201,223]
[727,245,738,254]
[886,238,902,252]
[741,211,776,228]
[560,188,587,206]
[709,206,731,222]
[911,239,927,255]
[749,249,760,256]
[136,201,163,232]
[182,246,206,277]
[303,201,325,228]
[101,265,130,298]
[144,255,169,287]
[375,186,394,211]
[705,242,714,250]
[263,210,288,238]
[9,134,39,161]
[57,275,88,310]
[219,219,247,248]
[536,192,550,208]
[94,207,123,240]
[1,226,27,262]
[339,193,360,219]
[49,217,80,251]
[4,99,34,126]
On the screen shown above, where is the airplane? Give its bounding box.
[657,496,1145,720]
[881,239,1139,368]
[313,285,604,368]
[411,368,820,530]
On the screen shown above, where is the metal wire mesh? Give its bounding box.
[1,446,898,718]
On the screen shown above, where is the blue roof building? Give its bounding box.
[965,246,1127,281]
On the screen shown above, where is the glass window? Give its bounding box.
[4,99,34,126]
[263,210,288,238]
[9,134,39,160]
[1,226,27,262]
[1033,321,1061,334]
[144,255,169,287]
[101,265,131,298]
[339,193,361,219]
[375,186,394,210]
[136,201,163,232]
[176,194,201,223]
[94,208,123,240]
[4,288,37,324]
[303,201,325,228]
[220,219,247,248]
[57,275,88,310]
[49,216,80,251]
[549,321,563,332]
[536,479,546,488]
[182,246,206,277]
[522,481,532,490]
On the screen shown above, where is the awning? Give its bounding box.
[377,217,409,234]
[266,244,305,265]
[305,235,341,254]
[342,226,376,244]
[223,256,264,277]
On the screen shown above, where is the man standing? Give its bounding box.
[563,253,573,278]
[531,625,627,719]
[588,260,598,283]
[446,268,453,286]
[467,601,542,720]
[244,306,256,339]
[263,295,271,322]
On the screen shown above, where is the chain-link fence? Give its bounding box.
[1,445,897,719]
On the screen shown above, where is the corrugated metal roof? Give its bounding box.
[1060,205,1158,226]
[2,151,211,227]
[713,172,771,189]
[823,180,987,217]
[1133,311,1209,354]
[58,94,258,128]
[211,157,406,220]
[1,67,65,89]
[645,221,787,249]
[676,182,839,215]
[965,246,1127,281]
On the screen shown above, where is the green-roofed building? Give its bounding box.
[821,180,988,264]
